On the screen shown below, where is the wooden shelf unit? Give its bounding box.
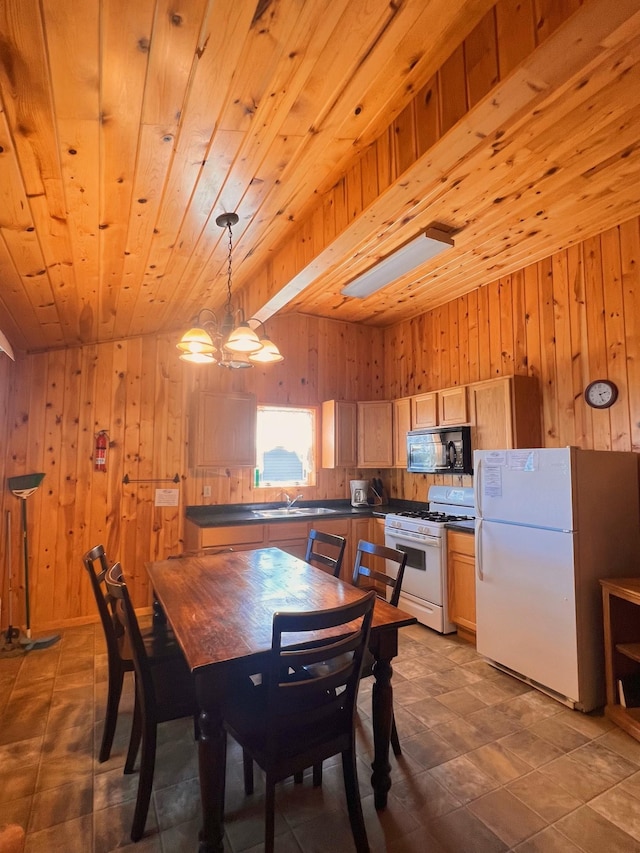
[600,578,640,741]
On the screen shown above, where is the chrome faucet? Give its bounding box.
[284,492,303,510]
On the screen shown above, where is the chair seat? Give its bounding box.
[224,680,351,773]
[150,657,197,721]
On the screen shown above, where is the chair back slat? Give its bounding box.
[305,529,346,578]
[352,540,408,607]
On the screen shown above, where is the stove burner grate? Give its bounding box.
[392,510,474,524]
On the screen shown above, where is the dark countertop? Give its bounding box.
[445,520,475,533]
[185,499,429,528]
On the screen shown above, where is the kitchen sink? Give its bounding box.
[251,507,338,518]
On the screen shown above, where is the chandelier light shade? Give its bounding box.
[249,330,285,363]
[224,320,262,353]
[177,212,284,367]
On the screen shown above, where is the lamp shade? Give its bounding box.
[249,337,284,363]
[224,321,262,353]
[177,327,216,357]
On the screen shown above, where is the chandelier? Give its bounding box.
[177,212,284,368]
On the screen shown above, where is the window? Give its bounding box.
[256,405,316,488]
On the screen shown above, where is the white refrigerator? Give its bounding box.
[474,446,640,712]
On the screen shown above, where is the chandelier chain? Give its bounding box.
[225,221,234,313]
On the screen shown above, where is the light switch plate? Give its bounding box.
[203,485,211,497]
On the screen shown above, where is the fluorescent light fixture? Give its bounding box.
[341,226,454,299]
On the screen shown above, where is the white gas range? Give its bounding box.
[384,485,475,633]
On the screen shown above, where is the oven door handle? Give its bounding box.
[386,532,441,548]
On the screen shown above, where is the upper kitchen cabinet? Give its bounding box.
[321,400,357,468]
[189,391,257,468]
[393,397,412,468]
[357,401,393,468]
[411,392,438,429]
[438,386,468,426]
[468,376,542,450]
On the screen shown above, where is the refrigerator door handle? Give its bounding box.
[474,457,483,519]
[476,517,483,581]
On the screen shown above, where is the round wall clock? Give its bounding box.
[584,379,618,409]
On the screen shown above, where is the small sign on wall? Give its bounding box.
[155,488,179,507]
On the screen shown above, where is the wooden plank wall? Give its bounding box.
[2,213,639,629]
[0,315,384,630]
[384,214,640,499]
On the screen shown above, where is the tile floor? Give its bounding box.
[2,622,640,852]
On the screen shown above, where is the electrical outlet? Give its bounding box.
[203,485,211,498]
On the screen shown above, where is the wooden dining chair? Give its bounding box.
[352,539,408,609]
[304,528,346,578]
[306,539,409,786]
[104,563,199,843]
[83,544,132,763]
[223,591,376,853]
[82,545,181,764]
[351,540,408,756]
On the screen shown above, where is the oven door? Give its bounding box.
[384,528,444,606]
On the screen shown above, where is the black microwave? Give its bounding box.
[406,426,473,475]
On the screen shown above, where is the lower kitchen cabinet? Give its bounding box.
[370,516,386,548]
[267,521,309,560]
[184,515,371,581]
[447,530,476,645]
[311,517,353,580]
[184,521,266,552]
[355,515,388,595]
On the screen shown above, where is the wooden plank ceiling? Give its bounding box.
[0,0,639,354]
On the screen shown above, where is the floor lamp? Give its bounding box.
[7,473,60,649]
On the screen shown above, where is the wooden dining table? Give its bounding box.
[146,547,417,853]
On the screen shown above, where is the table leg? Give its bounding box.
[197,706,226,853]
[370,653,394,810]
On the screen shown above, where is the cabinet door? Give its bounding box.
[196,524,266,550]
[313,517,352,580]
[468,378,512,450]
[393,397,411,468]
[370,517,386,547]
[411,392,438,428]
[357,401,393,467]
[354,516,387,595]
[468,376,542,451]
[189,392,256,468]
[438,386,468,426]
[447,531,476,642]
[350,516,373,585]
[321,400,357,468]
[267,521,310,560]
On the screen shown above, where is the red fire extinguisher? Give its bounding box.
[95,431,108,472]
